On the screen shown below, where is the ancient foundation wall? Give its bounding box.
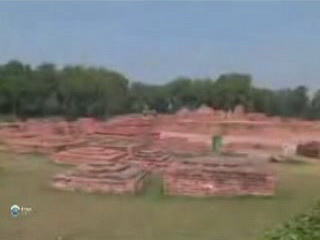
[164,171,275,197]
[52,162,148,194]
[52,147,128,165]
[163,156,275,197]
[53,175,146,194]
[297,141,320,159]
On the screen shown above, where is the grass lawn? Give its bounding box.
[1,153,320,240]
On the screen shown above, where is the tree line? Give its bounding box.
[0,60,320,120]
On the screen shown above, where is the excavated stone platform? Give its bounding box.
[0,119,88,154]
[83,135,147,154]
[52,146,128,165]
[96,115,155,138]
[52,162,148,194]
[154,136,210,155]
[127,148,172,173]
[6,136,85,154]
[163,154,275,197]
[297,141,320,159]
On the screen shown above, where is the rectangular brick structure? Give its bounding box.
[52,146,128,165]
[163,155,275,197]
[52,162,148,194]
[127,148,172,173]
[297,141,320,159]
[6,136,85,154]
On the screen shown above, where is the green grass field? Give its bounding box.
[1,153,320,240]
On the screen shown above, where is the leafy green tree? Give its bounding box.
[0,60,318,121]
[213,73,252,110]
[0,60,30,116]
[57,66,129,119]
[309,90,320,119]
[289,86,309,117]
[129,82,169,113]
[252,88,275,114]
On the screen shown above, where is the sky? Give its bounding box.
[0,1,320,89]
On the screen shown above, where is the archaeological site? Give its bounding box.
[1,105,320,196]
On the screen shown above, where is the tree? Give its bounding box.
[252,88,275,115]
[289,86,309,117]
[213,73,252,110]
[57,66,129,119]
[0,60,30,116]
[309,90,320,119]
[0,60,318,121]
[129,82,169,113]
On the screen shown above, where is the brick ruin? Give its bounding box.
[84,135,147,154]
[154,136,210,155]
[0,119,86,154]
[52,162,148,194]
[163,155,275,197]
[1,106,320,197]
[127,148,172,173]
[6,136,85,154]
[96,115,155,139]
[155,106,320,158]
[0,116,153,156]
[52,147,128,165]
[297,141,320,159]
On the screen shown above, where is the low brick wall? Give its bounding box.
[127,148,172,173]
[52,146,128,165]
[297,141,320,159]
[163,156,275,197]
[6,136,85,154]
[52,162,148,194]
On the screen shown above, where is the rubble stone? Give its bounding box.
[297,141,320,158]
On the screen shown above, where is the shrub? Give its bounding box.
[264,201,320,240]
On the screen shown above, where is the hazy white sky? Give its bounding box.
[1,1,320,89]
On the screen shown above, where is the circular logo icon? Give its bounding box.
[11,205,21,217]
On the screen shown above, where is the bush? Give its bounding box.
[264,201,320,240]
